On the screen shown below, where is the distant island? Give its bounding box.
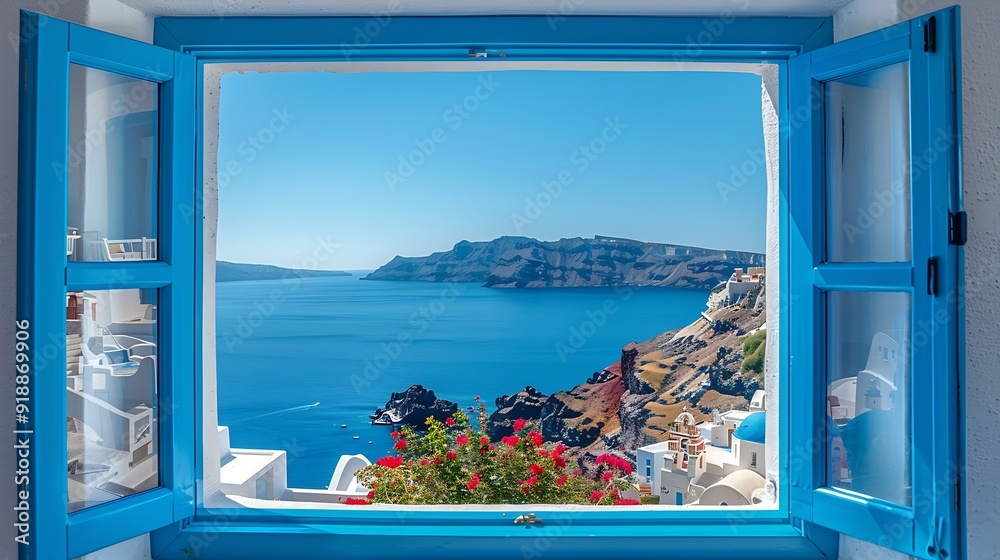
[216,260,351,283]
[363,235,764,289]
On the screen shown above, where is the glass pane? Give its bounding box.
[826,291,910,505]
[825,62,910,263]
[68,64,159,262]
[67,289,159,512]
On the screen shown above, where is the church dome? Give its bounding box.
[733,411,766,444]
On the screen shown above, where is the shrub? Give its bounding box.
[354,412,637,505]
[741,330,766,375]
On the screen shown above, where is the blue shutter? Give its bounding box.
[17,11,196,559]
[787,7,962,559]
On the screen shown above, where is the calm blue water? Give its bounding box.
[216,273,708,489]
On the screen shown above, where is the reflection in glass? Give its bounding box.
[67,64,159,262]
[67,289,158,512]
[826,291,910,505]
[825,62,910,263]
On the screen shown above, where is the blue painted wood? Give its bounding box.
[67,488,175,558]
[16,12,70,560]
[155,15,833,61]
[788,7,963,559]
[19,9,198,559]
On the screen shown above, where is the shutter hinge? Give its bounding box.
[924,15,938,53]
[927,257,939,296]
[949,211,968,245]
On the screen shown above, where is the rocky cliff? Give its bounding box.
[364,236,764,290]
[487,282,767,464]
[381,385,459,428]
[216,260,350,282]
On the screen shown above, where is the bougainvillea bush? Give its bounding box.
[353,412,638,505]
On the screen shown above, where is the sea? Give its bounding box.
[216,272,709,489]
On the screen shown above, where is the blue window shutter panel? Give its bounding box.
[17,11,197,560]
[787,7,963,559]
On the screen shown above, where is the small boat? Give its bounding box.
[340,424,347,428]
[353,436,360,440]
[368,441,373,445]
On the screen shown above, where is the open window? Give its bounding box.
[16,12,195,560]
[16,8,961,560]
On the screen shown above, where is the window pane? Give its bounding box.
[68,64,159,262]
[67,289,159,512]
[826,291,910,505]
[825,62,910,263]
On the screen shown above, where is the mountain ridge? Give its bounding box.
[216,260,351,283]
[364,235,764,289]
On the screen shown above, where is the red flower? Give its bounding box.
[445,417,456,427]
[525,475,539,486]
[488,445,496,451]
[513,419,527,432]
[622,462,633,475]
[603,471,614,481]
[446,451,457,460]
[480,436,489,446]
[390,431,400,439]
[537,449,549,458]
[595,454,608,465]
[590,491,604,503]
[529,463,544,476]
[375,456,404,469]
[433,457,442,465]
[467,474,480,490]
[344,497,370,505]
[556,475,568,486]
[527,431,543,447]
[501,435,520,447]
[554,443,567,455]
[571,469,583,476]
[456,434,469,446]
[394,439,407,451]
[366,490,375,499]
[615,499,641,506]
[479,449,486,455]
[553,454,567,469]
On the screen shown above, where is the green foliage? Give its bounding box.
[741,330,766,375]
[354,414,638,506]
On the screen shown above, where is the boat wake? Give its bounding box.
[234,402,320,423]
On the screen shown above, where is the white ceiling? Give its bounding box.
[117,0,853,18]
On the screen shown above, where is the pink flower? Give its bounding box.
[557,475,568,486]
[529,463,544,476]
[344,497,370,505]
[502,435,520,447]
[445,417,456,427]
[488,445,496,451]
[553,443,567,455]
[553,454,567,469]
[622,462,633,475]
[467,474,480,491]
[390,431,400,439]
[394,439,407,451]
[615,499,641,506]
[456,434,469,446]
[420,459,429,466]
[513,419,527,432]
[525,475,539,486]
[527,431,543,447]
[537,449,549,458]
[603,471,614,481]
[433,457,442,465]
[590,491,604,503]
[375,456,404,469]
[480,436,490,446]
[446,451,457,460]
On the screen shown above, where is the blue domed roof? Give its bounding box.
[733,411,766,444]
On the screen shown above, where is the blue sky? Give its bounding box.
[217,69,767,270]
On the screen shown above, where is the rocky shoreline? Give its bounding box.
[376,281,766,467]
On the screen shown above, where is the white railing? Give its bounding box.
[91,237,158,261]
